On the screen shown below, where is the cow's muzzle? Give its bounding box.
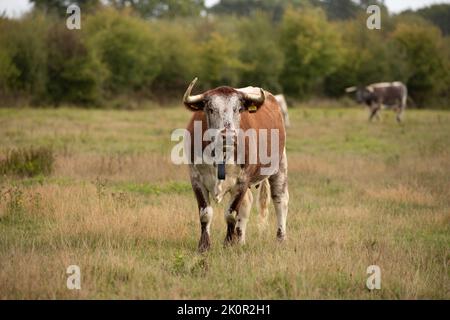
[220,128,237,146]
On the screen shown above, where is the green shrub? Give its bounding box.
[0,147,54,177]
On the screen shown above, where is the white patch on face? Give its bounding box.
[207,94,241,131]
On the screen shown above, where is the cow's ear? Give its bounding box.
[243,100,262,113]
[242,88,265,113]
[185,101,205,112]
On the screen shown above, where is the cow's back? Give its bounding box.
[370,82,407,106]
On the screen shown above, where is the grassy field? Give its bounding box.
[0,105,449,299]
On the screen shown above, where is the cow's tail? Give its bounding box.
[256,178,271,230]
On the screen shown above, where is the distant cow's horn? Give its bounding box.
[345,86,357,93]
[243,88,265,106]
[183,77,205,109]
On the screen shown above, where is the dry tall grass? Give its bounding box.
[0,106,449,299]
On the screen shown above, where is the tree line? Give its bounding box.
[0,0,449,108]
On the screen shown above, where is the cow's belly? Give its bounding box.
[382,98,400,107]
[190,164,264,203]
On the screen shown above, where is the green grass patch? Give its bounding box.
[0,146,54,177]
[114,181,191,196]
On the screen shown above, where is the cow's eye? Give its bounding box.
[208,108,213,114]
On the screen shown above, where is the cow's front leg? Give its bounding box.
[269,149,289,241]
[190,169,213,253]
[198,205,213,252]
[369,103,380,122]
[224,182,249,246]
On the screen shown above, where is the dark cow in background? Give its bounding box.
[346,82,407,123]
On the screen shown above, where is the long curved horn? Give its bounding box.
[183,77,205,108]
[242,88,265,106]
[345,86,357,93]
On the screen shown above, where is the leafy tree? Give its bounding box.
[46,22,104,105]
[0,18,20,95]
[0,14,48,102]
[210,0,385,22]
[108,0,205,18]
[315,0,360,20]
[236,12,284,92]
[150,20,201,95]
[197,32,245,88]
[279,6,343,97]
[30,0,101,16]
[210,0,290,20]
[402,4,450,36]
[324,14,406,96]
[392,20,448,106]
[84,9,162,94]
[2,0,449,108]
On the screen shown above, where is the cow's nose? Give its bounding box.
[220,128,236,146]
[223,121,231,130]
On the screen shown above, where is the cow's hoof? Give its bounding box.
[276,228,286,242]
[198,232,211,253]
[223,222,238,247]
[224,232,238,246]
[198,244,210,253]
[223,237,237,247]
[224,232,238,247]
[236,227,247,245]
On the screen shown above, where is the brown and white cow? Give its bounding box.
[183,78,289,252]
[346,82,407,122]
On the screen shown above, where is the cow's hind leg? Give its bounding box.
[396,104,404,123]
[269,149,289,241]
[369,103,381,122]
[235,189,253,245]
[256,178,271,231]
